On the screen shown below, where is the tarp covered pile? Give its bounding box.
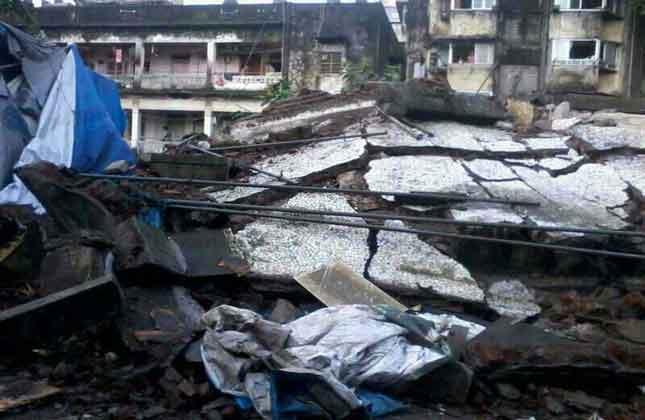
[201,304,485,419]
[0,22,133,210]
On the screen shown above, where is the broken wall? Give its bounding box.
[286,3,400,93]
[448,65,494,93]
[496,0,548,98]
[404,0,431,80]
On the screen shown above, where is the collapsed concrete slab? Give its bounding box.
[570,125,645,153]
[365,156,488,202]
[232,193,370,277]
[604,155,645,195]
[368,221,484,302]
[511,164,629,229]
[209,137,368,203]
[229,91,376,143]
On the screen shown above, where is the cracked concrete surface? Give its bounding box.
[232,193,370,277]
[208,137,367,203]
[368,221,485,302]
[221,113,644,310]
[365,156,488,201]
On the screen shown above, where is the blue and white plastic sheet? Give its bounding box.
[0,23,134,211]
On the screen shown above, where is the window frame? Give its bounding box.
[451,0,497,10]
[551,39,602,65]
[554,0,607,11]
[319,52,343,75]
[448,42,495,65]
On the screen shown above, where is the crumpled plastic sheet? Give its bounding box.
[201,304,485,418]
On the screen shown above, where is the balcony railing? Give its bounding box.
[140,73,209,90]
[212,72,282,90]
[100,71,282,91]
[100,73,136,88]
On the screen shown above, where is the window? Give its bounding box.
[320,52,343,74]
[554,0,605,10]
[450,43,494,65]
[600,42,619,69]
[552,39,600,64]
[452,0,496,10]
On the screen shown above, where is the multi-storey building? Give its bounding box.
[399,0,645,107]
[25,1,402,147]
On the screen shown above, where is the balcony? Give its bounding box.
[212,73,282,91]
[100,73,136,88]
[140,73,209,90]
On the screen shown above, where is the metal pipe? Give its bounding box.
[78,173,541,207]
[165,204,645,260]
[162,198,645,238]
[207,132,387,152]
[187,144,295,184]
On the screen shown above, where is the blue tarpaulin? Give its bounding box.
[0,22,134,211]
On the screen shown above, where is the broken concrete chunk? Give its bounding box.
[368,221,484,302]
[38,241,111,295]
[605,155,645,195]
[495,121,514,131]
[486,280,541,320]
[171,229,248,277]
[481,140,527,153]
[552,117,581,132]
[232,194,369,277]
[16,162,115,236]
[360,117,431,150]
[512,164,628,229]
[365,156,487,202]
[521,136,571,153]
[294,262,406,310]
[209,137,368,203]
[268,298,301,324]
[551,101,571,120]
[414,121,498,152]
[571,125,645,152]
[114,217,188,276]
[450,204,524,224]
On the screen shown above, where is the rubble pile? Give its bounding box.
[2,97,645,419]
[1,24,645,418]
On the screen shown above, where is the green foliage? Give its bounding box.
[262,79,292,105]
[342,58,377,92]
[633,0,645,14]
[342,59,402,92]
[383,64,402,82]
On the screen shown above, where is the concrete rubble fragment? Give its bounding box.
[1,57,645,419]
[369,221,485,302]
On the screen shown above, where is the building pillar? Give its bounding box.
[134,39,145,87]
[203,109,213,138]
[207,41,216,86]
[131,107,141,149]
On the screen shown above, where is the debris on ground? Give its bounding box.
[2,23,645,420]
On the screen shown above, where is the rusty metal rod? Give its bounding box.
[78,173,541,207]
[161,198,645,238]
[206,132,387,152]
[186,144,295,184]
[165,204,645,260]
